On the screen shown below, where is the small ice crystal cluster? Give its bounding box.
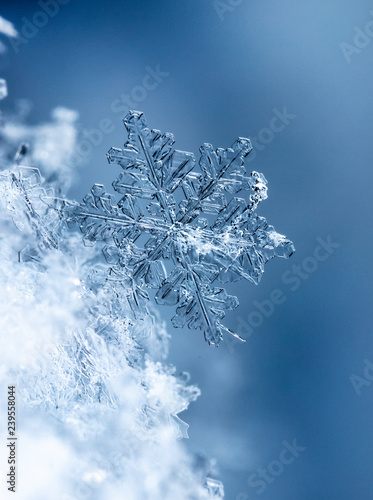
[0,90,226,498]
[61,111,294,345]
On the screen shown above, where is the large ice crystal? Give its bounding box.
[62,111,294,345]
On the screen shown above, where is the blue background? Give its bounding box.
[1,1,373,498]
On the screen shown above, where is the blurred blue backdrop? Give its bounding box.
[1,1,373,498]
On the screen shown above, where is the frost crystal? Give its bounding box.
[63,111,294,345]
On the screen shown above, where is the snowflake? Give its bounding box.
[62,111,294,346]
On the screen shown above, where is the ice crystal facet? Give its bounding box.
[63,111,294,345]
